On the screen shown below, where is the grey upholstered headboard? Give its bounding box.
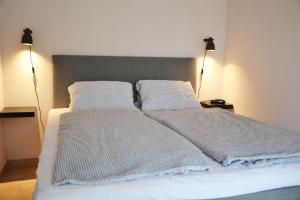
[53,55,196,108]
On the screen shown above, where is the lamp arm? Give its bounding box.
[197,50,207,99]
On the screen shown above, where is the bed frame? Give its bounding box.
[52,55,300,200]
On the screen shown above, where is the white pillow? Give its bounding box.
[136,80,201,111]
[68,81,137,111]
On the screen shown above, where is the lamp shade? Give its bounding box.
[204,37,215,51]
[21,28,33,46]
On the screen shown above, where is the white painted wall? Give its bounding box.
[223,0,300,132]
[0,45,6,171]
[0,0,228,134]
[0,49,4,110]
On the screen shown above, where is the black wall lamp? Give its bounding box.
[21,28,33,46]
[204,37,215,52]
[21,28,45,131]
[197,37,215,99]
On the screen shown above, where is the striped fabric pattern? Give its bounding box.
[145,108,300,168]
[53,110,209,185]
[68,81,137,111]
[136,80,201,111]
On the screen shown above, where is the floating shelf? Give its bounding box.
[0,107,36,118]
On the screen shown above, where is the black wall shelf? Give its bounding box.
[0,107,36,118]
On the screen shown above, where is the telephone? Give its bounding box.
[210,99,226,105]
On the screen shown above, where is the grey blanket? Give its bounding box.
[145,108,300,168]
[53,110,209,185]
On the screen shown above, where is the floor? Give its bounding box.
[0,159,38,200]
[0,179,36,200]
[0,159,38,183]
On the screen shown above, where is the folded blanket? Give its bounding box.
[145,108,300,168]
[53,110,209,185]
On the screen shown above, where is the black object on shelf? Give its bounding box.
[0,107,36,118]
[200,100,234,110]
[210,99,226,105]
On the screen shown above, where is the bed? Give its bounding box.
[34,55,300,200]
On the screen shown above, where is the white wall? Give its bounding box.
[0,44,6,171]
[223,0,300,132]
[0,0,228,132]
[0,49,3,110]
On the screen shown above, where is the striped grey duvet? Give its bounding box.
[53,110,209,185]
[145,108,300,168]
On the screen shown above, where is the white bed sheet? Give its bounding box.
[34,108,300,200]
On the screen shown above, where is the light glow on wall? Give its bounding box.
[196,55,223,101]
[8,49,51,140]
[222,63,258,115]
[13,49,47,76]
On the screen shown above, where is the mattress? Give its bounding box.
[34,109,300,200]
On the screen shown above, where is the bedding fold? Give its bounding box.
[145,108,300,168]
[53,110,209,185]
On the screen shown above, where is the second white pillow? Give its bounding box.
[136,80,201,111]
